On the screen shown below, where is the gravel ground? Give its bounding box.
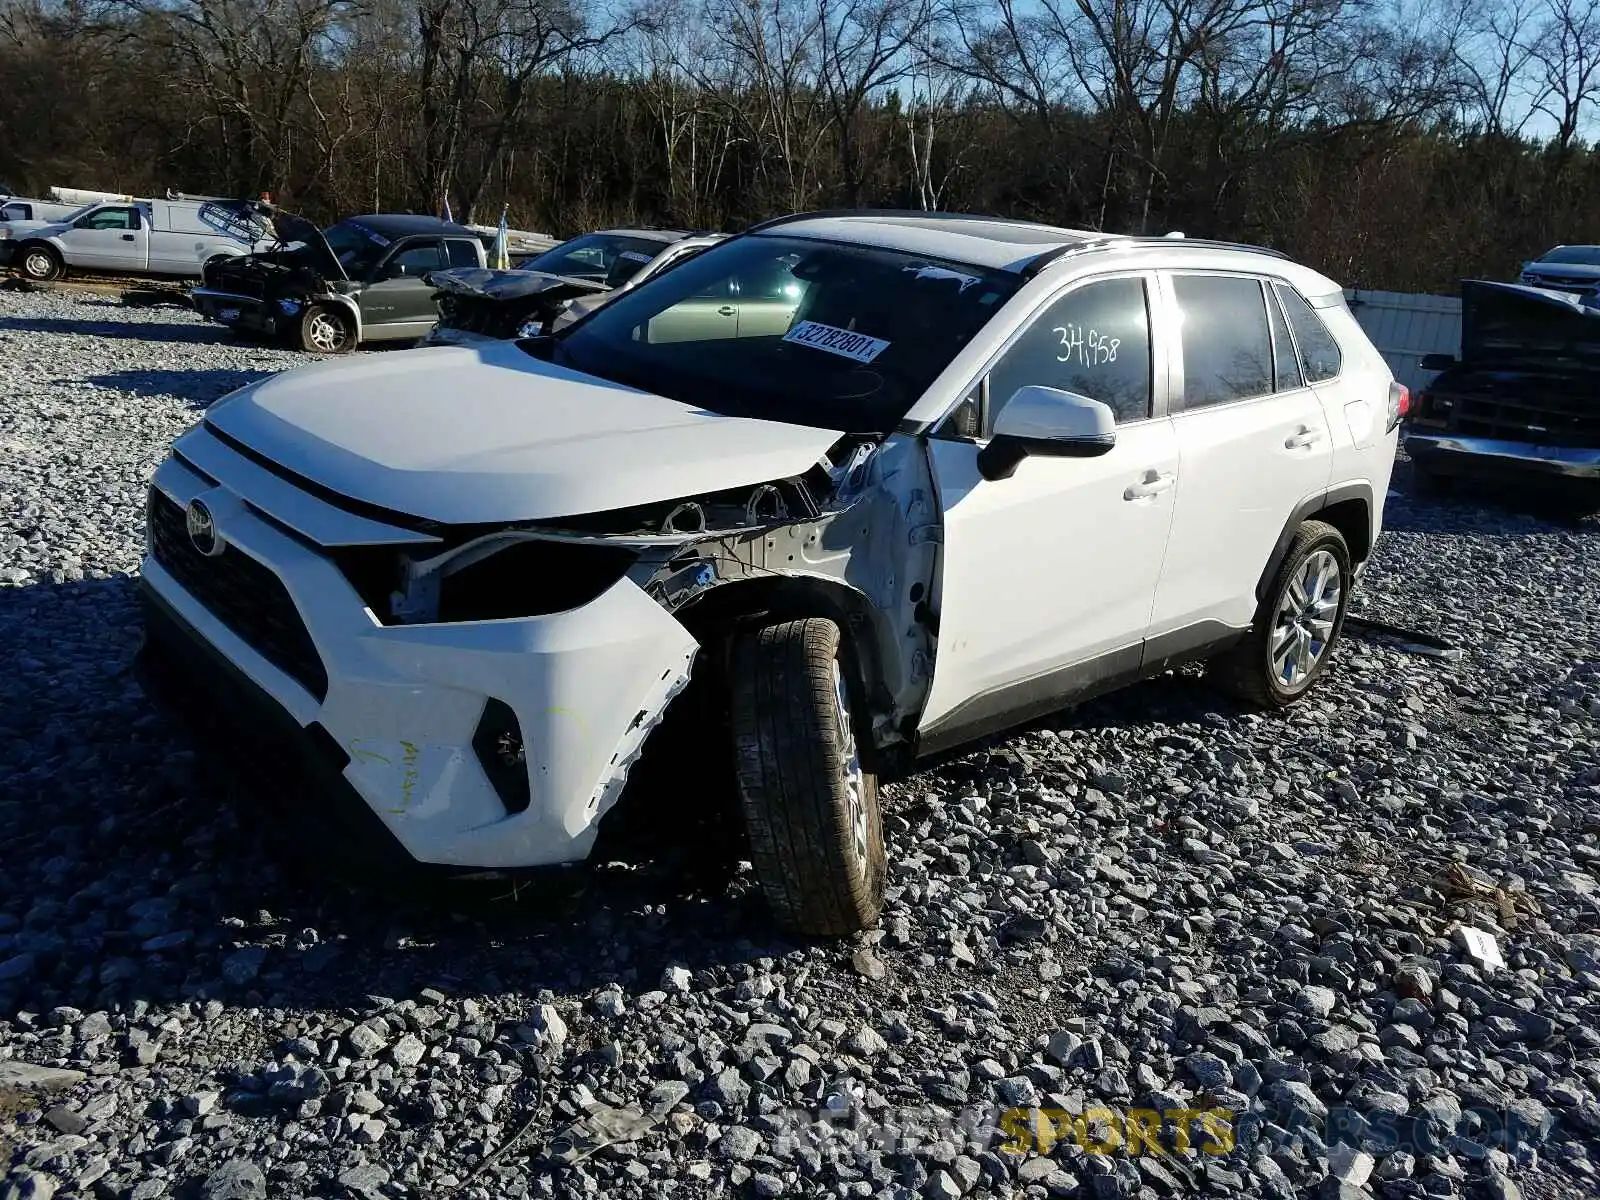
[1,288,1598,1200]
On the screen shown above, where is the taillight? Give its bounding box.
[1386,382,1410,432]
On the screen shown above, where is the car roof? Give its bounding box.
[343,213,478,238]
[747,210,1341,291]
[587,228,696,244]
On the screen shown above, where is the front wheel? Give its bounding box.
[729,617,886,936]
[1210,520,1351,709]
[299,304,354,354]
[18,243,62,282]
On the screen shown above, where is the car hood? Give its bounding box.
[1458,279,1600,372]
[5,219,63,239]
[429,267,609,300]
[203,341,844,526]
[1523,261,1600,278]
[269,212,346,280]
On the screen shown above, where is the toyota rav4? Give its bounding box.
[137,212,1403,935]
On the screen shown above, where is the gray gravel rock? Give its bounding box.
[0,292,1596,1198]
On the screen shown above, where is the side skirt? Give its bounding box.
[913,621,1249,761]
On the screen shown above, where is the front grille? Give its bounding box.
[205,262,266,299]
[147,489,329,701]
[1523,273,1596,292]
[1443,388,1600,447]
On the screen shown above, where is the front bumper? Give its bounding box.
[140,448,698,872]
[190,287,285,335]
[0,241,14,267]
[1406,432,1600,488]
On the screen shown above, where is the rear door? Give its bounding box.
[63,205,147,270]
[1147,272,1334,637]
[359,238,448,337]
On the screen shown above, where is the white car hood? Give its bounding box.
[203,341,844,526]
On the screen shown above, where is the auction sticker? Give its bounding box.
[782,320,890,364]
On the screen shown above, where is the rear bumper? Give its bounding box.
[1406,433,1600,486]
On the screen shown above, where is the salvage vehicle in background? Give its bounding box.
[0,197,272,282]
[1407,280,1600,507]
[137,211,1401,936]
[1518,245,1600,295]
[192,212,489,352]
[425,231,722,347]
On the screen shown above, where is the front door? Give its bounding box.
[920,273,1181,736]
[1147,272,1335,636]
[66,205,146,270]
[360,238,448,338]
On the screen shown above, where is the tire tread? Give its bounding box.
[729,618,884,936]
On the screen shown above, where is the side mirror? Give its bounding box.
[976,385,1117,481]
[1419,353,1456,372]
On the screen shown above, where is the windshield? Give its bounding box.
[321,220,392,277]
[1538,246,1600,267]
[550,234,1021,433]
[523,232,670,285]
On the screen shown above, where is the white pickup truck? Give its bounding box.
[0,197,273,282]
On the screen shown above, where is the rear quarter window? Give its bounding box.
[1274,283,1343,382]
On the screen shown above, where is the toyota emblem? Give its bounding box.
[185,499,223,557]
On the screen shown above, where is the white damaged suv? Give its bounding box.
[137,212,1404,935]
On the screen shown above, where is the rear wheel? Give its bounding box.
[729,617,886,936]
[18,243,61,282]
[299,304,354,354]
[1210,520,1351,709]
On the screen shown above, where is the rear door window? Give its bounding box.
[1268,285,1303,391]
[445,239,480,268]
[1170,274,1273,410]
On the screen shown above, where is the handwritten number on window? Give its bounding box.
[1053,324,1119,368]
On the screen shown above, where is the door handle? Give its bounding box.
[121,234,135,241]
[717,305,736,317]
[1284,426,1324,449]
[1124,470,1176,500]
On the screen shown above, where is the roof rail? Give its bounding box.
[743,207,1023,234]
[1131,234,1290,260]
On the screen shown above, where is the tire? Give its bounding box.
[299,304,354,353]
[729,617,886,936]
[18,243,62,282]
[1210,520,1352,709]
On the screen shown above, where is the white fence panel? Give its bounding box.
[1343,288,1461,393]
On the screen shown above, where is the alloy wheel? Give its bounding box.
[830,659,870,871]
[1270,548,1342,688]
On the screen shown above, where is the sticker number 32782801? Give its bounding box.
[781,320,891,364]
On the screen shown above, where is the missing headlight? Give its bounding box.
[434,540,638,623]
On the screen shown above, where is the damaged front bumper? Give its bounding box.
[190,287,299,336]
[139,451,698,874]
[1406,432,1600,488]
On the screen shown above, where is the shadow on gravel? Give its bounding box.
[1383,462,1599,534]
[0,574,795,1025]
[0,314,224,344]
[86,368,278,408]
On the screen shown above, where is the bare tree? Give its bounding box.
[1528,0,1600,152]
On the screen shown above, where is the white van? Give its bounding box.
[0,197,273,282]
